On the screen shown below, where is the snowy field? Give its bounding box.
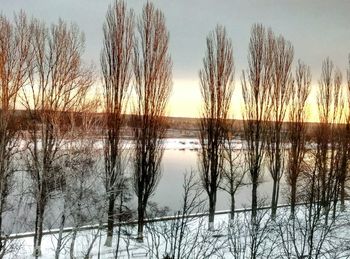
[4,204,350,258]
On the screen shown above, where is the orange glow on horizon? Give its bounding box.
[167,79,321,122]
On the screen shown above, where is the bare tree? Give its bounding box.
[21,19,92,256]
[338,55,350,210]
[144,171,226,259]
[315,58,344,220]
[132,2,172,241]
[278,149,349,259]
[101,0,134,247]
[287,60,311,216]
[266,32,293,218]
[330,72,346,219]
[54,95,101,259]
[199,25,234,230]
[221,122,245,221]
[241,24,273,220]
[276,205,345,258]
[226,199,277,259]
[0,12,32,256]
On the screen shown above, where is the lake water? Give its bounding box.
[5,138,285,233]
[151,138,284,212]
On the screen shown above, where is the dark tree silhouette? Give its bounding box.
[101,0,134,247]
[267,32,294,218]
[338,55,350,210]
[198,25,234,229]
[0,12,32,256]
[221,122,245,221]
[132,2,172,241]
[315,58,344,220]
[241,24,273,220]
[22,19,92,257]
[287,60,311,216]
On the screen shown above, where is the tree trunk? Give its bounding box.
[84,227,101,259]
[70,227,77,259]
[230,191,235,221]
[137,198,144,241]
[271,179,277,218]
[0,197,3,253]
[55,212,66,259]
[33,202,44,257]
[251,174,258,222]
[320,152,327,210]
[115,191,123,257]
[332,195,337,220]
[71,186,83,259]
[290,180,296,216]
[340,180,345,211]
[271,178,279,219]
[276,179,280,211]
[104,193,116,247]
[208,192,216,230]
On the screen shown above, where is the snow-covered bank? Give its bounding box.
[5,203,350,258]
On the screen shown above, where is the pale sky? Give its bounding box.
[1,0,350,120]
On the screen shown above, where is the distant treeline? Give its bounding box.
[9,109,339,139]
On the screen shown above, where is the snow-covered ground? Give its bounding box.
[5,204,350,258]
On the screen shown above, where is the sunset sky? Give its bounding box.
[2,0,350,120]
